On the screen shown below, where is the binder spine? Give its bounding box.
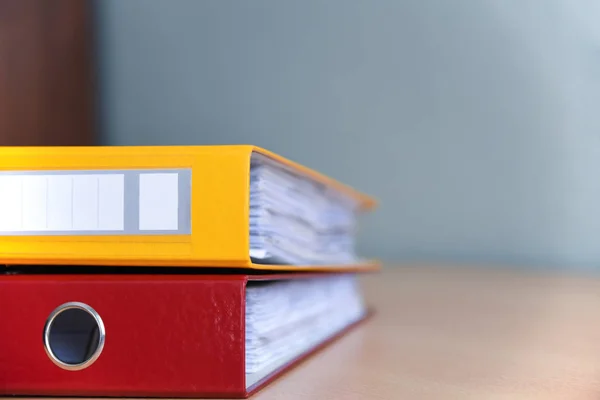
[0,146,253,267]
[0,275,247,397]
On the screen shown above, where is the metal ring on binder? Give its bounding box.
[43,302,106,371]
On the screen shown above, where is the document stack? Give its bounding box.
[0,145,379,398]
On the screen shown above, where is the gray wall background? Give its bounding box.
[96,0,600,269]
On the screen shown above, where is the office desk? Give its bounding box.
[252,266,600,399]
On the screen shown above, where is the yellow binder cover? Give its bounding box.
[0,145,378,271]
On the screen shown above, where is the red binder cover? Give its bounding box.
[0,272,368,398]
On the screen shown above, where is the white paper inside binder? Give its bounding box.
[249,153,361,265]
[244,275,366,389]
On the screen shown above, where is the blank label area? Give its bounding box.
[139,173,179,231]
[22,176,48,230]
[0,176,23,230]
[98,175,124,231]
[72,175,99,230]
[47,176,73,230]
[0,173,124,233]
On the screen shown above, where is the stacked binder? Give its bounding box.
[0,145,379,398]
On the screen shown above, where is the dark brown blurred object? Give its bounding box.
[0,0,96,146]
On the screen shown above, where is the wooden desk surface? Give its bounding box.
[252,266,600,400]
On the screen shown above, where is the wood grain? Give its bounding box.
[0,0,95,145]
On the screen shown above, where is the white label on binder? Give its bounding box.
[47,175,74,230]
[72,175,100,231]
[22,175,48,230]
[0,169,189,235]
[0,173,125,232]
[0,176,23,231]
[98,174,125,231]
[139,173,179,231]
